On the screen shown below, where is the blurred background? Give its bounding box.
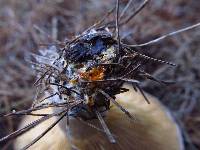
[0,0,199,149]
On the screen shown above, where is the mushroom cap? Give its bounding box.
[14,84,184,150]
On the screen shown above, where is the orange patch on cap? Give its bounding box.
[80,67,105,81]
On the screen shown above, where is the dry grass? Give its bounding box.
[0,0,200,149]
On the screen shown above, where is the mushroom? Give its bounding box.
[14,84,184,150]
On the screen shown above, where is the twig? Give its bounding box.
[98,89,134,119]
[91,6,116,30]
[123,22,200,47]
[33,25,61,44]
[20,110,68,150]
[0,112,57,143]
[77,117,115,136]
[116,0,121,55]
[119,0,133,19]
[107,0,149,28]
[0,100,82,144]
[49,82,81,95]
[38,92,59,104]
[52,17,58,41]
[119,0,149,26]
[125,48,176,66]
[33,69,51,86]
[94,109,116,143]
[139,72,175,85]
[135,84,150,104]
[1,102,68,117]
[82,78,140,84]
